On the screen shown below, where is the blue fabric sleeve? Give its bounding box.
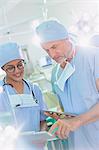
[32,83,47,121]
[0,90,10,112]
[94,51,99,79]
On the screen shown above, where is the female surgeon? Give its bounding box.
[0,42,47,149]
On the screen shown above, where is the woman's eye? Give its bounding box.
[18,64,23,68]
[7,67,14,70]
[18,64,22,67]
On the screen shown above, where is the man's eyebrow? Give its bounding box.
[51,44,57,48]
[42,44,57,51]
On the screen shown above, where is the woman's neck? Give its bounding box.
[6,77,24,94]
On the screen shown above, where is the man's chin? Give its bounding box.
[56,59,64,64]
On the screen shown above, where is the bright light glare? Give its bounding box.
[31,20,40,29]
[4,126,19,139]
[0,126,19,150]
[0,86,3,93]
[32,34,41,47]
[78,36,90,46]
[0,126,3,132]
[82,13,90,21]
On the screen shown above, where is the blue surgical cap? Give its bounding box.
[36,20,69,43]
[0,42,24,67]
[90,34,99,47]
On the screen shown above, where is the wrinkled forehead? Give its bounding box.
[41,39,66,50]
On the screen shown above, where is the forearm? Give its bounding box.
[79,103,99,126]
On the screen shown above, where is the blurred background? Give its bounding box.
[0,0,99,103]
[0,1,99,149]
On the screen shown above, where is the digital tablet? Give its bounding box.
[19,131,56,143]
[44,110,77,118]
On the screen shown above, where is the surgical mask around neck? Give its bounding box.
[55,62,75,91]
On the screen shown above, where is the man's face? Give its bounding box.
[3,59,24,82]
[41,39,70,64]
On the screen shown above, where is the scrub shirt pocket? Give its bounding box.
[15,105,40,132]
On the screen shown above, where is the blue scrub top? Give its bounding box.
[0,79,47,121]
[51,46,99,150]
[52,46,99,114]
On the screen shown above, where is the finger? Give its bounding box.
[55,119,71,139]
[56,123,64,139]
[44,112,59,120]
[52,113,60,120]
[64,127,71,138]
[60,125,68,139]
[49,122,59,134]
[54,119,64,139]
